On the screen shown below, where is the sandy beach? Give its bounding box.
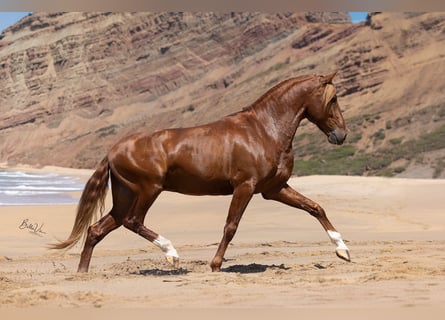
[1,166,444,312]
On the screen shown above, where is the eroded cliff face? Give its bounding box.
[1,12,444,177]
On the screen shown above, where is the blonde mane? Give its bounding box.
[322,84,336,107]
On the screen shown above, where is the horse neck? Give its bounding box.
[252,78,309,149]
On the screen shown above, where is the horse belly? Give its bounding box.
[163,169,233,195]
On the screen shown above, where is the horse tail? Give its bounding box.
[49,156,110,250]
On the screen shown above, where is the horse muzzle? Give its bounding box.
[328,129,347,145]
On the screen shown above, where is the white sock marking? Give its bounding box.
[327,230,349,250]
[153,235,179,258]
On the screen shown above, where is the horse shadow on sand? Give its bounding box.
[131,268,190,276]
[221,263,290,274]
[132,263,290,276]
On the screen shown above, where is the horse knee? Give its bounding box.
[308,203,326,219]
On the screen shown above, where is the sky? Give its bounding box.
[0,11,369,34]
[0,12,31,33]
[349,12,368,23]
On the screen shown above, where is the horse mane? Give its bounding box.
[238,74,318,114]
[322,84,336,107]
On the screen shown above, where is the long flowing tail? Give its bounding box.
[49,157,110,250]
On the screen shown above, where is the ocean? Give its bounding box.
[0,170,85,206]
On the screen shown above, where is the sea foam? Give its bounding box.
[0,170,85,205]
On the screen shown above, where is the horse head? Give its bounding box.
[304,72,347,145]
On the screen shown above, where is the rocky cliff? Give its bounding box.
[1,12,444,178]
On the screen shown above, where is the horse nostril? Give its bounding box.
[328,132,338,145]
[337,131,347,145]
[328,130,347,145]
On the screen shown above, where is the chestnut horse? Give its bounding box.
[51,72,350,272]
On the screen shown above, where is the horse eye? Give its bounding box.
[331,97,337,104]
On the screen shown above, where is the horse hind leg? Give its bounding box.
[122,185,180,268]
[78,212,121,272]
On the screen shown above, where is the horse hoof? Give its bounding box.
[336,249,351,262]
[211,266,221,272]
[166,255,180,269]
[77,266,89,273]
[210,257,223,272]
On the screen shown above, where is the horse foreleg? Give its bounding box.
[78,213,121,272]
[210,182,255,272]
[262,184,350,262]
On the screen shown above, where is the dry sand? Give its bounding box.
[0,166,444,313]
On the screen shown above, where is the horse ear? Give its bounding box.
[321,71,337,85]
